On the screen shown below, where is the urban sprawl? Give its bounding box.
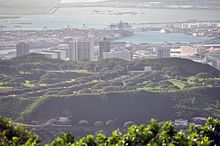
[1,20,220,70]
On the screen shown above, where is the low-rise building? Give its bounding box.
[55,44,69,59]
[174,119,188,127]
[51,48,68,60]
[129,66,152,75]
[143,66,152,72]
[205,52,220,70]
[180,46,205,56]
[103,50,133,61]
[38,51,59,59]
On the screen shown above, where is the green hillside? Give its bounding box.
[16,87,220,123]
[0,53,219,124]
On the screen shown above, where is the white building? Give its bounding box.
[181,23,199,29]
[181,22,211,29]
[38,51,59,59]
[174,119,188,126]
[143,66,152,72]
[51,44,69,60]
[53,50,67,60]
[103,50,133,61]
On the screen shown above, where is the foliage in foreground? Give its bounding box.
[0,116,41,146]
[1,116,220,146]
[49,118,220,146]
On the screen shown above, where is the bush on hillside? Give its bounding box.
[0,116,41,146]
[1,116,220,146]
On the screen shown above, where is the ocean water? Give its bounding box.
[114,31,211,44]
[3,7,220,30]
[0,7,218,44]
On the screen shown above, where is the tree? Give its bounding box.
[196,72,215,79]
[0,116,41,146]
[48,133,75,146]
[2,115,220,146]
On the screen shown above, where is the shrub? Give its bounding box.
[0,116,41,146]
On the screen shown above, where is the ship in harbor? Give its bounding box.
[160,28,166,33]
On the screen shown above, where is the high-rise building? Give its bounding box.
[16,42,30,57]
[69,41,77,61]
[69,40,95,61]
[99,38,111,60]
[156,48,170,58]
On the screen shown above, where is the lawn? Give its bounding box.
[169,79,186,89]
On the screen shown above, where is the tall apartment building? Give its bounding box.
[16,42,30,57]
[69,40,95,61]
[156,48,170,58]
[99,38,111,60]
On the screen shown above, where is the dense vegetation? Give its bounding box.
[0,53,220,141]
[1,116,220,146]
[0,116,40,146]
[0,53,219,93]
[0,54,220,120]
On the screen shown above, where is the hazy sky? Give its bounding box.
[61,0,106,2]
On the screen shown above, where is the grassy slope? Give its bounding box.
[21,87,220,123]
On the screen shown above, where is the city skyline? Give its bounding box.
[0,0,220,144]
